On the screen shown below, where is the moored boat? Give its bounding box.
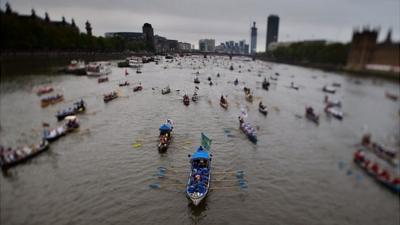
[239,116,257,144]
[0,140,50,170]
[56,99,86,121]
[86,63,111,77]
[194,77,200,84]
[41,94,64,107]
[64,60,86,75]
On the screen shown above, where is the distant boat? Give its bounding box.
[86,63,111,77]
[322,85,336,94]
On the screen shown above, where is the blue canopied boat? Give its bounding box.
[239,117,257,144]
[56,99,86,121]
[158,120,174,152]
[186,133,212,206]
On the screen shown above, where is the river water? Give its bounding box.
[0,56,399,225]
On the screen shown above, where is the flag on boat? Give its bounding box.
[201,133,212,151]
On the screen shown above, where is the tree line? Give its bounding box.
[1,3,147,52]
[259,41,350,66]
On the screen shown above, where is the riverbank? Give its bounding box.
[0,51,153,76]
[256,56,400,81]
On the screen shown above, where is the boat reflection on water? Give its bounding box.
[187,200,208,224]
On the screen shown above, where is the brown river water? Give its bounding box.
[0,56,399,225]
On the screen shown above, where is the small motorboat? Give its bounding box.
[353,150,400,193]
[192,92,198,102]
[322,85,336,94]
[385,91,398,101]
[64,60,86,75]
[270,76,278,81]
[290,82,299,90]
[161,86,171,95]
[119,81,130,86]
[262,78,270,91]
[0,140,50,170]
[103,91,118,103]
[324,96,341,107]
[275,72,280,76]
[234,79,239,86]
[332,82,341,87]
[98,76,109,83]
[230,65,234,71]
[220,96,228,109]
[158,120,174,153]
[56,99,86,121]
[239,116,257,144]
[186,146,211,206]
[245,93,253,103]
[136,68,142,74]
[325,106,343,120]
[305,106,319,125]
[41,94,64,107]
[133,85,143,92]
[259,102,268,116]
[194,77,200,84]
[183,94,190,106]
[37,86,54,96]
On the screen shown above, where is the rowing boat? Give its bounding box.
[41,94,64,107]
[158,120,173,152]
[354,150,400,193]
[186,133,212,206]
[239,117,257,144]
[0,141,49,170]
[56,99,85,121]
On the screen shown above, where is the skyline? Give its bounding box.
[2,0,399,52]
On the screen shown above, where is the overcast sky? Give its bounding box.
[3,0,400,51]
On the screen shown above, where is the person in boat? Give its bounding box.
[361,133,371,146]
[306,106,314,115]
[238,116,244,124]
[259,101,265,109]
[220,95,226,104]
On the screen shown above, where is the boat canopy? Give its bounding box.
[191,147,210,160]
[65,116,77,121]
[159,123,172,132]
